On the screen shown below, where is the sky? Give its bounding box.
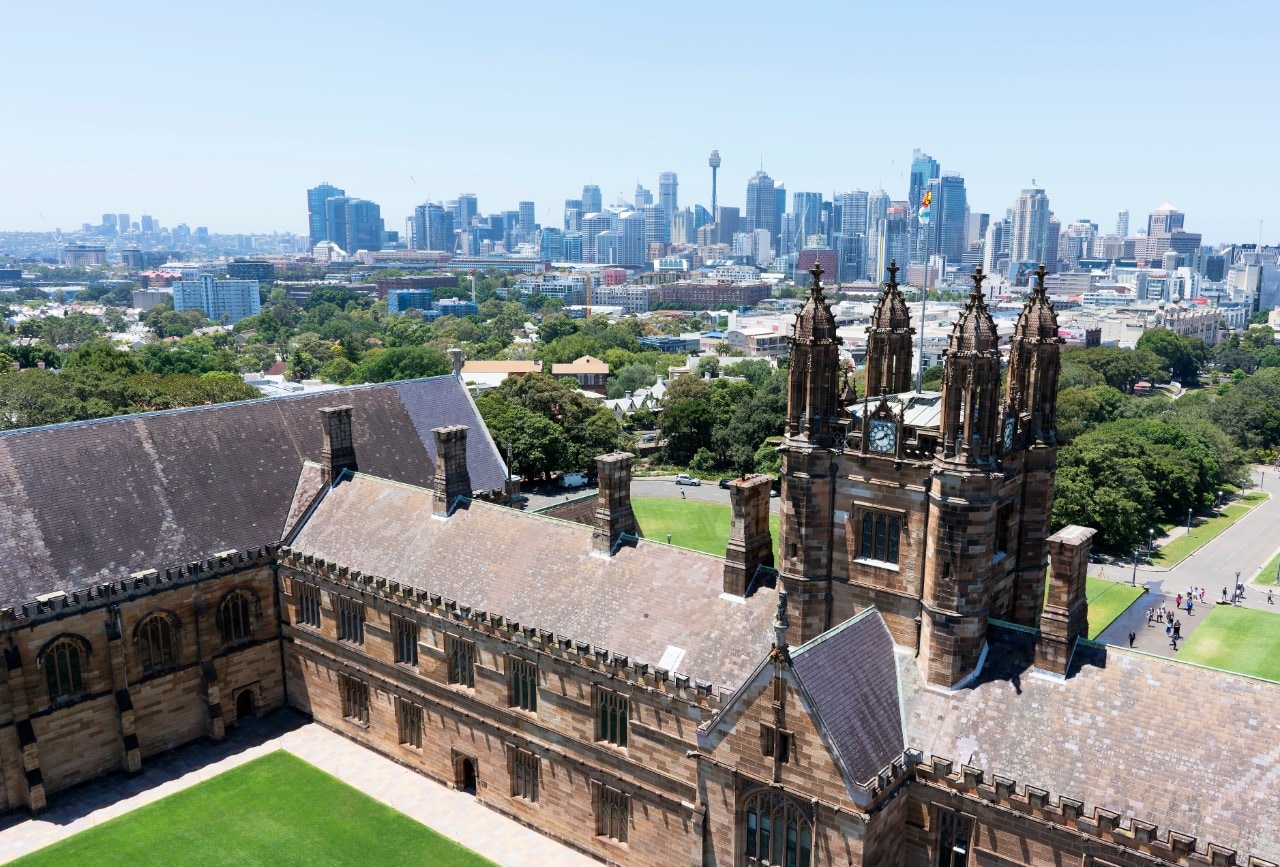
[2,0,1277,245]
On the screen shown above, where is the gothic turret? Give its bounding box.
[1004,263,1064,447]
[864,260,915,398]
[786,262,842,448]
[938,266,1002,465]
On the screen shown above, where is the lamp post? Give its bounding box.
[1235,569,1242,605]
[1148,528,1155,561]
[1131,546,1140,586]
[1187,508,1193,535]
[1217,490,1223,509]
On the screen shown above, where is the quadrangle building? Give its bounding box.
[1,265,1278,865]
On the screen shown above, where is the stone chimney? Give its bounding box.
[1035,524,1095,675]
[448,346,464,379]
[319,406,357,485]
[432,425,472,515]
[724,474,774,595]
[592,452,637,555]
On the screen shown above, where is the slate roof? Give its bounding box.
[287,473,779,691]
[0,376,506,609]
[900,626,1280,860]
[791,609,905,786]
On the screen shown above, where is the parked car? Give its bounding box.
[675,473,701,486]
[718,478,733,489]
[561,472,588,488]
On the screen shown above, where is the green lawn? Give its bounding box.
[1151,494,1269,567]
[1251,549,1280,588]
[632,497,781,562]
[1084,576,1144,639]
[15,751,494,867]
[1178,606,1280,682]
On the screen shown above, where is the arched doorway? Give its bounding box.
[235,689,255,721]
[454,755,477,795]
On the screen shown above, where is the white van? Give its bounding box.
[561,472,588,488]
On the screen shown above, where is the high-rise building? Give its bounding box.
[117,214,130,235]
[907,150,940,263]
[172,275,261,324]
[1059,220,1098,269]
[323,197,351,250]
[838,191,869,237]
[456,194,478,233]
[582,185,602,215]
[563,199,582,233]
[538,228,563,261]
[519,201,536,236]
[930,174,968,265]
[745,171,778,253]
[617,210,648,266]
[1116,210,1129,238]
[140,215,156,233]
[671,208,694,245]
[344,200,384,252]
[412,203,454,252]
[634,185,653,208]
[714,206,740,246]
[658,172,678,222]
[643,204,668,249]
[1008,186,1052,279]
[793,192,823,242]
[1147,204,1184,235]
[872,207,909,281]
[307,183,345,247]
[581,212,613,263]
[562,232,583,262]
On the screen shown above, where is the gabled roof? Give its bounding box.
[791,609,905,787]
[0,376,507,609]
[551,355,609,375]
[287,473,779,691]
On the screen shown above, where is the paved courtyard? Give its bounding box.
[0,712,595,866]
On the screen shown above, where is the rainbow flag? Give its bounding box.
[918,189,932,224]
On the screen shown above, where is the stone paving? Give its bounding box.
[0,712,596,866]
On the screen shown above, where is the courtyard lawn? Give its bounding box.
[632,497,781,562]
[1151,494,1269,568]
[14,751,494,867]
[1178,606,1280,682]
[1249,548,1280,588]
[1084,576,1145,640]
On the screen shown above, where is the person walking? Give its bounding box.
[1176,593,1183,609]
[1269,589,1274,605]
[1186,598,1193,616]
[1128,630,1137,648]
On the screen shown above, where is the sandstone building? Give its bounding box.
[1,267,1278,865]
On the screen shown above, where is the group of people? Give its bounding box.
[1140,604,1185,649]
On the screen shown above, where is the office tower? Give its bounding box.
[872,207,909,281]
[745,171,778,252]
[345,199,384,252]
[1047,215,1061,265]
[617,210,648,266]
[562,232,583,262]
[322,197,351,249]
[966,212,990,250]
[642,204,667,249]
[195,227,209,244]
[775,185,787,236]
[140,215,156,233]
[708,150,720,216]
[1059,220,1097,268]
[634,184,653,208]
[793,192,823,241]
[117,214,130,234]
[102,213,118,233]
[671,208,693,245]
[581,211,612,263]
[456,194,478,232]
[172,274,261,324]
[1147,204,1184,235]
[1008,186,1052,278]
[779,214,800,258]
[412,203,453,251]
[907,150,940,262]
[519,201,536,234]
[866,190,890,245]
[307,183,346,247]
[838,191,869,237]
[658,172,678,222]
[714,206,740,246]
[582,185,602,215]
[692,204,711,231]
[833,233,865,283]
[1116,210,1129,238]
[539,228,564,261]
[931,174,968,264]
[563,199,583,232]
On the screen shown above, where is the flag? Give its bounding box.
[918,189,932,225]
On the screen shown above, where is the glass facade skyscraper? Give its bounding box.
[307,183,345,247]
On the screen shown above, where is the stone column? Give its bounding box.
[724,474,774,596]
[319,406,357,485]
[592,452,637,555]
[1036,524,1095,675]
[432,425,472,515]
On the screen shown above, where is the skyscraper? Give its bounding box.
[538,228,564,261]
[907,150,940,263]
[643,204,667,249]
[634,184,653,208]
[931,174,968,264]
[456,194,478,232]
[563,200,582,233]
[519,201,536,236]
[412,203,453,251]
[792,192,823,244]
[582,185,602,215]
[307,183,346,247]
[344,199,384,252]
[1116,210,1129,237]
[745,171,777,253]
[1146,204,1185,235]
[658,172,678,223]
[323,197,351,250]
[1008,186,1052,279]
[714,206,740,246]
[838,191,869,237]
[580,211,612,263]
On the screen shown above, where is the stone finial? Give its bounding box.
[773,590,789,650]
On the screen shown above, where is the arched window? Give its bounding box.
[136,612,179,672]
[42,635,88,701]
[218,589,255,644]
[858,509,901,566]
[742,789,812,867]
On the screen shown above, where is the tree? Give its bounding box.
[355,346,451,383]
[661,398,714,465]
[696,356,720,379]
[64,340,142,378]
[1136,329,1206,384]
[1062,346,1163,393]
[476,393,567,480]
[606,363,656,399]
[538,315,578,345]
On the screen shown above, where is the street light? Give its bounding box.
[1148,528,1155,561]
[1131,545,1140,586]
[1187,508,1193,535]
[1217,490,1223,509]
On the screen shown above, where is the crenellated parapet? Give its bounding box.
[909,750,1268,867]
[276,545,726,712]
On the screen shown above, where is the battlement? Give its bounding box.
[911,750,1271,867]
[0,545,278,632]
[278,545,725,711]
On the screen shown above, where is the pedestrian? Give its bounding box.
[1176,593,1183,608]
[1269,589,1274,605]
[1200,588,1205,603]
[1186,598,1193,616]
[680,490,686,500]
[1174,620,1181,639]
[1222,587,1229,603]
[1128,631,1136,648]
[1147,608,1154,626]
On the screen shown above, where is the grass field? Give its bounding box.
[14,752,494,867]
[1249,548,1280,588]
[632,497,781,562]
[1178,606,1280,682]
[1151,493,1269,568]
[1083,576,1145,639]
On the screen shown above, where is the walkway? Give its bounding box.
[1096,466,1280,658]
[0,713,595,866]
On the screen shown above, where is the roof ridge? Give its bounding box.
[792,606,880,657]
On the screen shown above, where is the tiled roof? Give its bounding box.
[551,355,609,375]
[0,376,506,609]
[461,360,542,374]
[287,473,779,691]
[901,626,1280,860]
[791,610,905,786]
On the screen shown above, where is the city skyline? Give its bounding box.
[3,0,1277,243]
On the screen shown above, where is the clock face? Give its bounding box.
[1003,417,1015,451]
[869,420,897,454]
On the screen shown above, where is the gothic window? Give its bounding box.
[858,509,901,565]
[218,589,255,645]
[392,614,418,666]
[510,747,540,803]
[296,581,321,628]
[508,655,538,713]
[596,784,629,843]
[340,674,369,726]
[42,636,87,701]
[596,686,628,747]
[446,635,475,688]
[137,612,178,673]
[336,595,364,644]
[396,697,422,748]
[936,808,975,867]
[742,790,812,867]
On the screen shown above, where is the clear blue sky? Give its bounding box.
[3,0,1275,244]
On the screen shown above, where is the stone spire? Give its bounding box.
[938,266,1002,464]
[1005,263,1064,445]
[785,262,843,448]
[864,259,916,397]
